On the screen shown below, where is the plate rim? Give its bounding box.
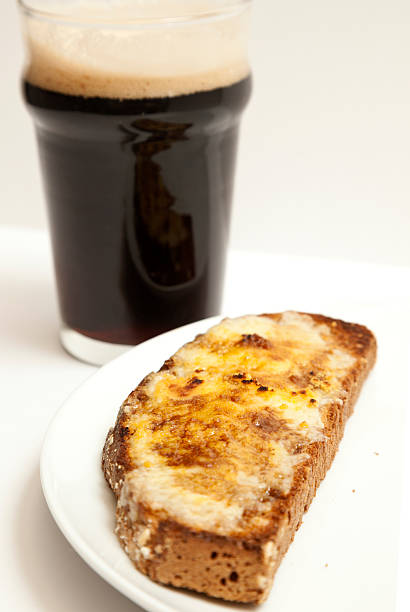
[39,311,400,612]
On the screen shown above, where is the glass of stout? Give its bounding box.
[19,0,252,365]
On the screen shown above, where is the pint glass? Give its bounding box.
[19,0,252,364]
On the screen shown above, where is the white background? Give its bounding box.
[0,5,409,610]
[1,230,409,612]
[1,0,410,266]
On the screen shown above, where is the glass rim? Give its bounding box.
[17,0,252,26]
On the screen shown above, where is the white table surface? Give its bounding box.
[1,226,409,612]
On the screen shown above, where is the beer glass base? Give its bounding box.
[60,327,132,366]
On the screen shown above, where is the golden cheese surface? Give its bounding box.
[119,312,357,535]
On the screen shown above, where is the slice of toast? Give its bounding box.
[102,311,376,603]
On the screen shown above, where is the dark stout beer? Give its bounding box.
[24,77,251,344]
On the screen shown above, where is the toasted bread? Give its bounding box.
[102,311,376,603]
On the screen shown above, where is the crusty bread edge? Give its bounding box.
[102,313,377,603]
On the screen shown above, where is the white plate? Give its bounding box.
[41,314,402,612]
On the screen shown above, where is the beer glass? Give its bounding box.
[19,0,252,365]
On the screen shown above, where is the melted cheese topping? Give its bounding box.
[121,312,356,536]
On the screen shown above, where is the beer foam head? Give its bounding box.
[22,1,251,99]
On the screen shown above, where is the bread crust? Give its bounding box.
[102,312,376,603]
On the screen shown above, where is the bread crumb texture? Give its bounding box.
[103,311,376,603]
